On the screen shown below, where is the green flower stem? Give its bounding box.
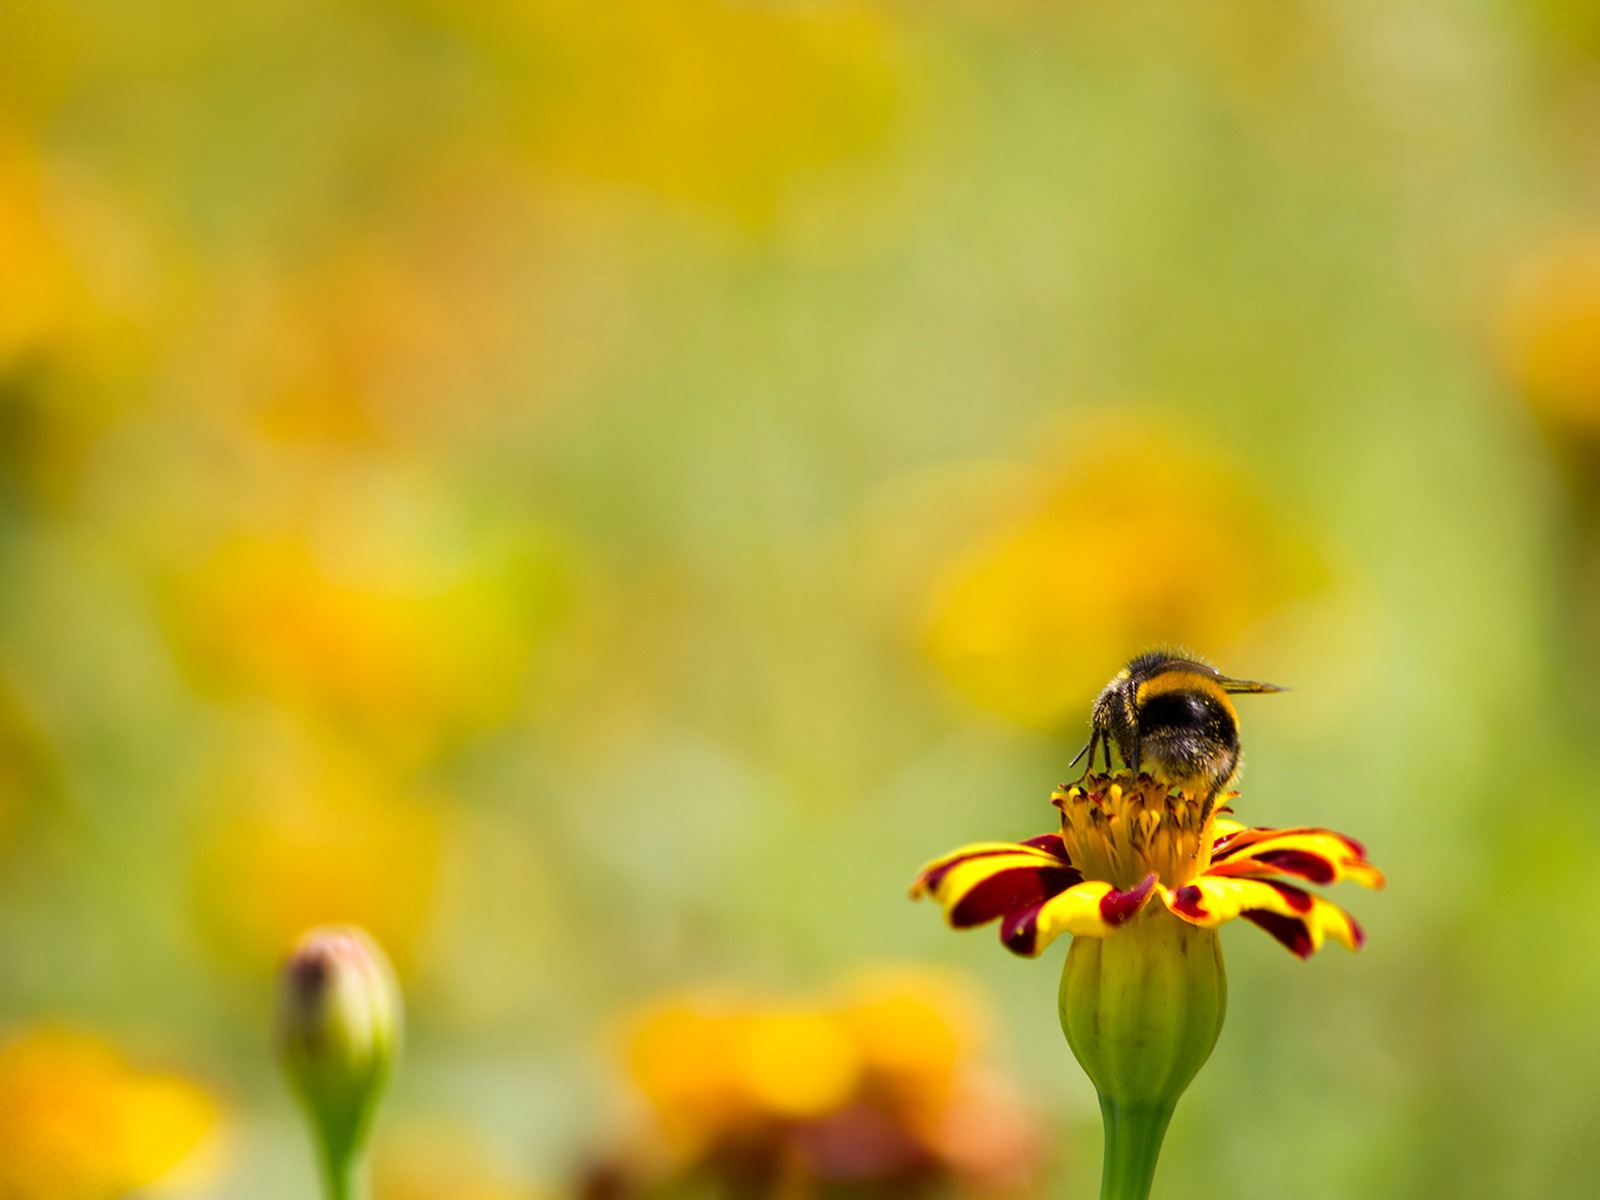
[1060,908,1228,1200]
[318,1144,365,1200]
[1096,1098,1175,1200]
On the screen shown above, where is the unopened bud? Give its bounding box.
[1058,906,1226,1200]
[275,926,402,1196]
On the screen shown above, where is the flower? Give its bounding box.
[918,429,1320,730]
[911,770,1382,1200]
[277,926,403,1200]
[1496,230,1600,436]
[912,771,1382,961]
[607,974,1043,1200]
[165,527,559,761]
[0,1028,218,1200]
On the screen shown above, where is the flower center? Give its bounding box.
[1051,771,1218,890]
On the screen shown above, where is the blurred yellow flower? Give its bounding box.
[0,1029,217,1200]
[738,1011,860,1119]
[837,979,964,1130]
[0,134,87,372]
[1497,230,1600,435]
[616,972,1041,1196]
[410,0,897,226]
[0,123,171,504]
[166,529,558,759]
[192,724,446,975]
[919,425,1318,729]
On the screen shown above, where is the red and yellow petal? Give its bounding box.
[1162,876,1364,958]
[910,837,1082,931]
[1210,817,1247,844]
[1002,874,1158,957]
[1209,827,1384,889]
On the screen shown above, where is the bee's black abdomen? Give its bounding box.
[1138,690,1238,752]
[1136,690,1217,736]
[1082,652,1280,799]
[1134,687,1239,789]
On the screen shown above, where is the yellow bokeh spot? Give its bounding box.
[166,528,558,760]
[192,725,445,975]
[0,136,86,371]
[411,0,897,226]
[627,1005,746,1152]
[0,1029,217,1200]
[1497,231,1600,434]
[220,229,535,450]
[734,1012,859,1119]
[920,425,1317,728]
[839,974,974,1125]
[616,979,1044,1192]
[622,974,990,1159]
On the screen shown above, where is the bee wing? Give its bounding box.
[1215,676,1288,694]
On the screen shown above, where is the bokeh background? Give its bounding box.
[4,0,1600,1196]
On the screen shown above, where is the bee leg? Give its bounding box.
[1128,738,1140,778]
[1069,732,1095,773]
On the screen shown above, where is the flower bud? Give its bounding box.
[1058,906,1226,1200]
[275,926,402,1194]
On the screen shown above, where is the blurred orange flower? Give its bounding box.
[0,1029,217,1200]
[166,528,561,760]
[919,425,1319,729]
[191,724,447,976]
[1496,230,1600,436]
[611,972,1042,1199]
[214,222,542,451]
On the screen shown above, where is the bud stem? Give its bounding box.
[1096,1098,1174,1200]
[319,1145,366,1200]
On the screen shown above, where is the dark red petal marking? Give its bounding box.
[1208,837,1255,863]
[1215,826,1371,865]
[1347,913,1366,949]
[1169,884,1207,920]
[1098,873,1157,926]
[949,865,1081,928]
[1242,909,1314,959]
[1260,880,1314,913]
[917,836,1065,893]
[918,850,1001,895]
[1000,899,1048,956]
[1253,849,1338,885]
[1021,832,1070,861]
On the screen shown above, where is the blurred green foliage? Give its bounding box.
[1,0,1600,1197]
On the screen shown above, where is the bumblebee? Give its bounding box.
[1071,651,1285,801]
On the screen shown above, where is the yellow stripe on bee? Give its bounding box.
[1133,669,1238,721]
